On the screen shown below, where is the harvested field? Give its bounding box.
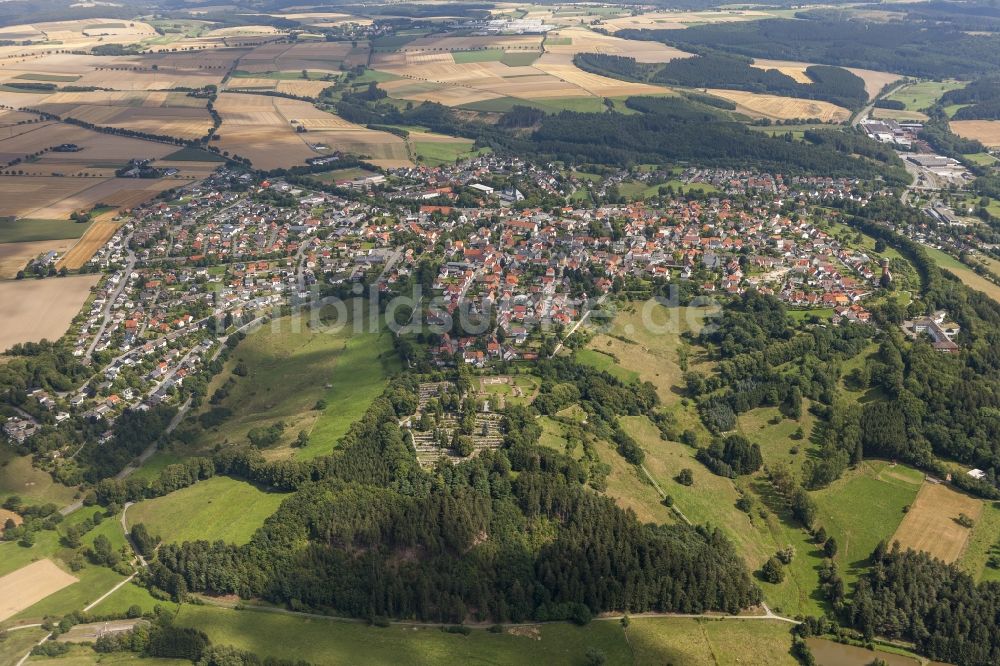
[750,59,813,84]
[0,176,177,220]
[58,211,123,270]
[0,121,175,172]
[542,27,692,63]
[705,89,850,121]
[891,481,982,563]
[601,9,772,33]
[397,34,543,52]
[213,93,409,169]
[873,108,929,122]
[0,238,73,278]
[0,559,77,622]
[0,274,98,350]
[238,41,369,73]
[275,79,335,98]
[951,120,1000,148]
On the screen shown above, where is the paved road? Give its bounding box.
[851,82,907,128]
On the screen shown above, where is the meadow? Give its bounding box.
[924,246,1000,304]
[124,476,287,546]
[172,605,632,666]
[193,309,396,459]
[884,80,965,111]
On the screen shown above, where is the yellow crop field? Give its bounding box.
[601,10,772,33]
[0,559,78,621]
[542,27,692,63]
[58,211,123,270]
[705,89,851,121]
[891,481,982,563]
[951,120,1000,148]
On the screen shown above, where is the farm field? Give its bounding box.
[600,9,774,33]
[193,309,396,459]
[0,274,99,351]
[212,93,409,169]
[748,59,899,99]
[0,559,77,622]
[628,617,796,666]
[891,481,982,563]
[0,217,90,244]
[57,210,124,270]
[704,89,850,122]
[372,29,682,107]
[0,238,74,277]
[124,476,287,546]
[950,120,1000,148]
[924,246,1000,304]
[885,80,964,111]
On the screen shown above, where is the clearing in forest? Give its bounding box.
[891,481,982,563]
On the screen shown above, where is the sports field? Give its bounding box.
[124,476,287,546]
[891,481,982,563]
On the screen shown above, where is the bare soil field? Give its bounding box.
[0,121,175,171]
[32,92,214,140]
[58,210,123,270]
[0,238,74,278]
[705,89,850,121]
[891,481,983,563]
[951,120,1000,148]
[0,559,78,622]
[237,41,368,73]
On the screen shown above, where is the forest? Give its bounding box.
[941,77,1000,120]
[139,374,761,623]
[574,52,868,110]
[619,17,1000,79]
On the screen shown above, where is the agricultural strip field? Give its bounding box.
[124,476,287,546]
[0,238,74,278]
[212,93,409,169]
[0,274,99,351]
[950,120,1000,148]
[891,481,982,563]
[0,559,77,622]
[923,246,1000,304]
[703,89,850,122]
[0,218,90,244]
[57,211,123,270]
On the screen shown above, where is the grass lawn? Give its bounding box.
[191,307,397,459]
[621,416,777,569]
[811,461,923,585]
[172,604,632,665]
[575,348,639,384]
[20,644,188,665]
[960,499,1000,583]
[125,451,186,484]
[412,140,488,166]
[13,564,125,623]
[163,147,227,162]
[737,406,817,476]
[885,80,964,111]
[924,246,1000,304]
[452,49,505,63]
[124,476,287,546]
[0,449,77,506]
[0,218,92,243]
[584,302,717,404]
[628,617,797,666]
[0,627,49,666]
[310,167,378,183]
[964,152,998,167]
[89,579,180,617]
